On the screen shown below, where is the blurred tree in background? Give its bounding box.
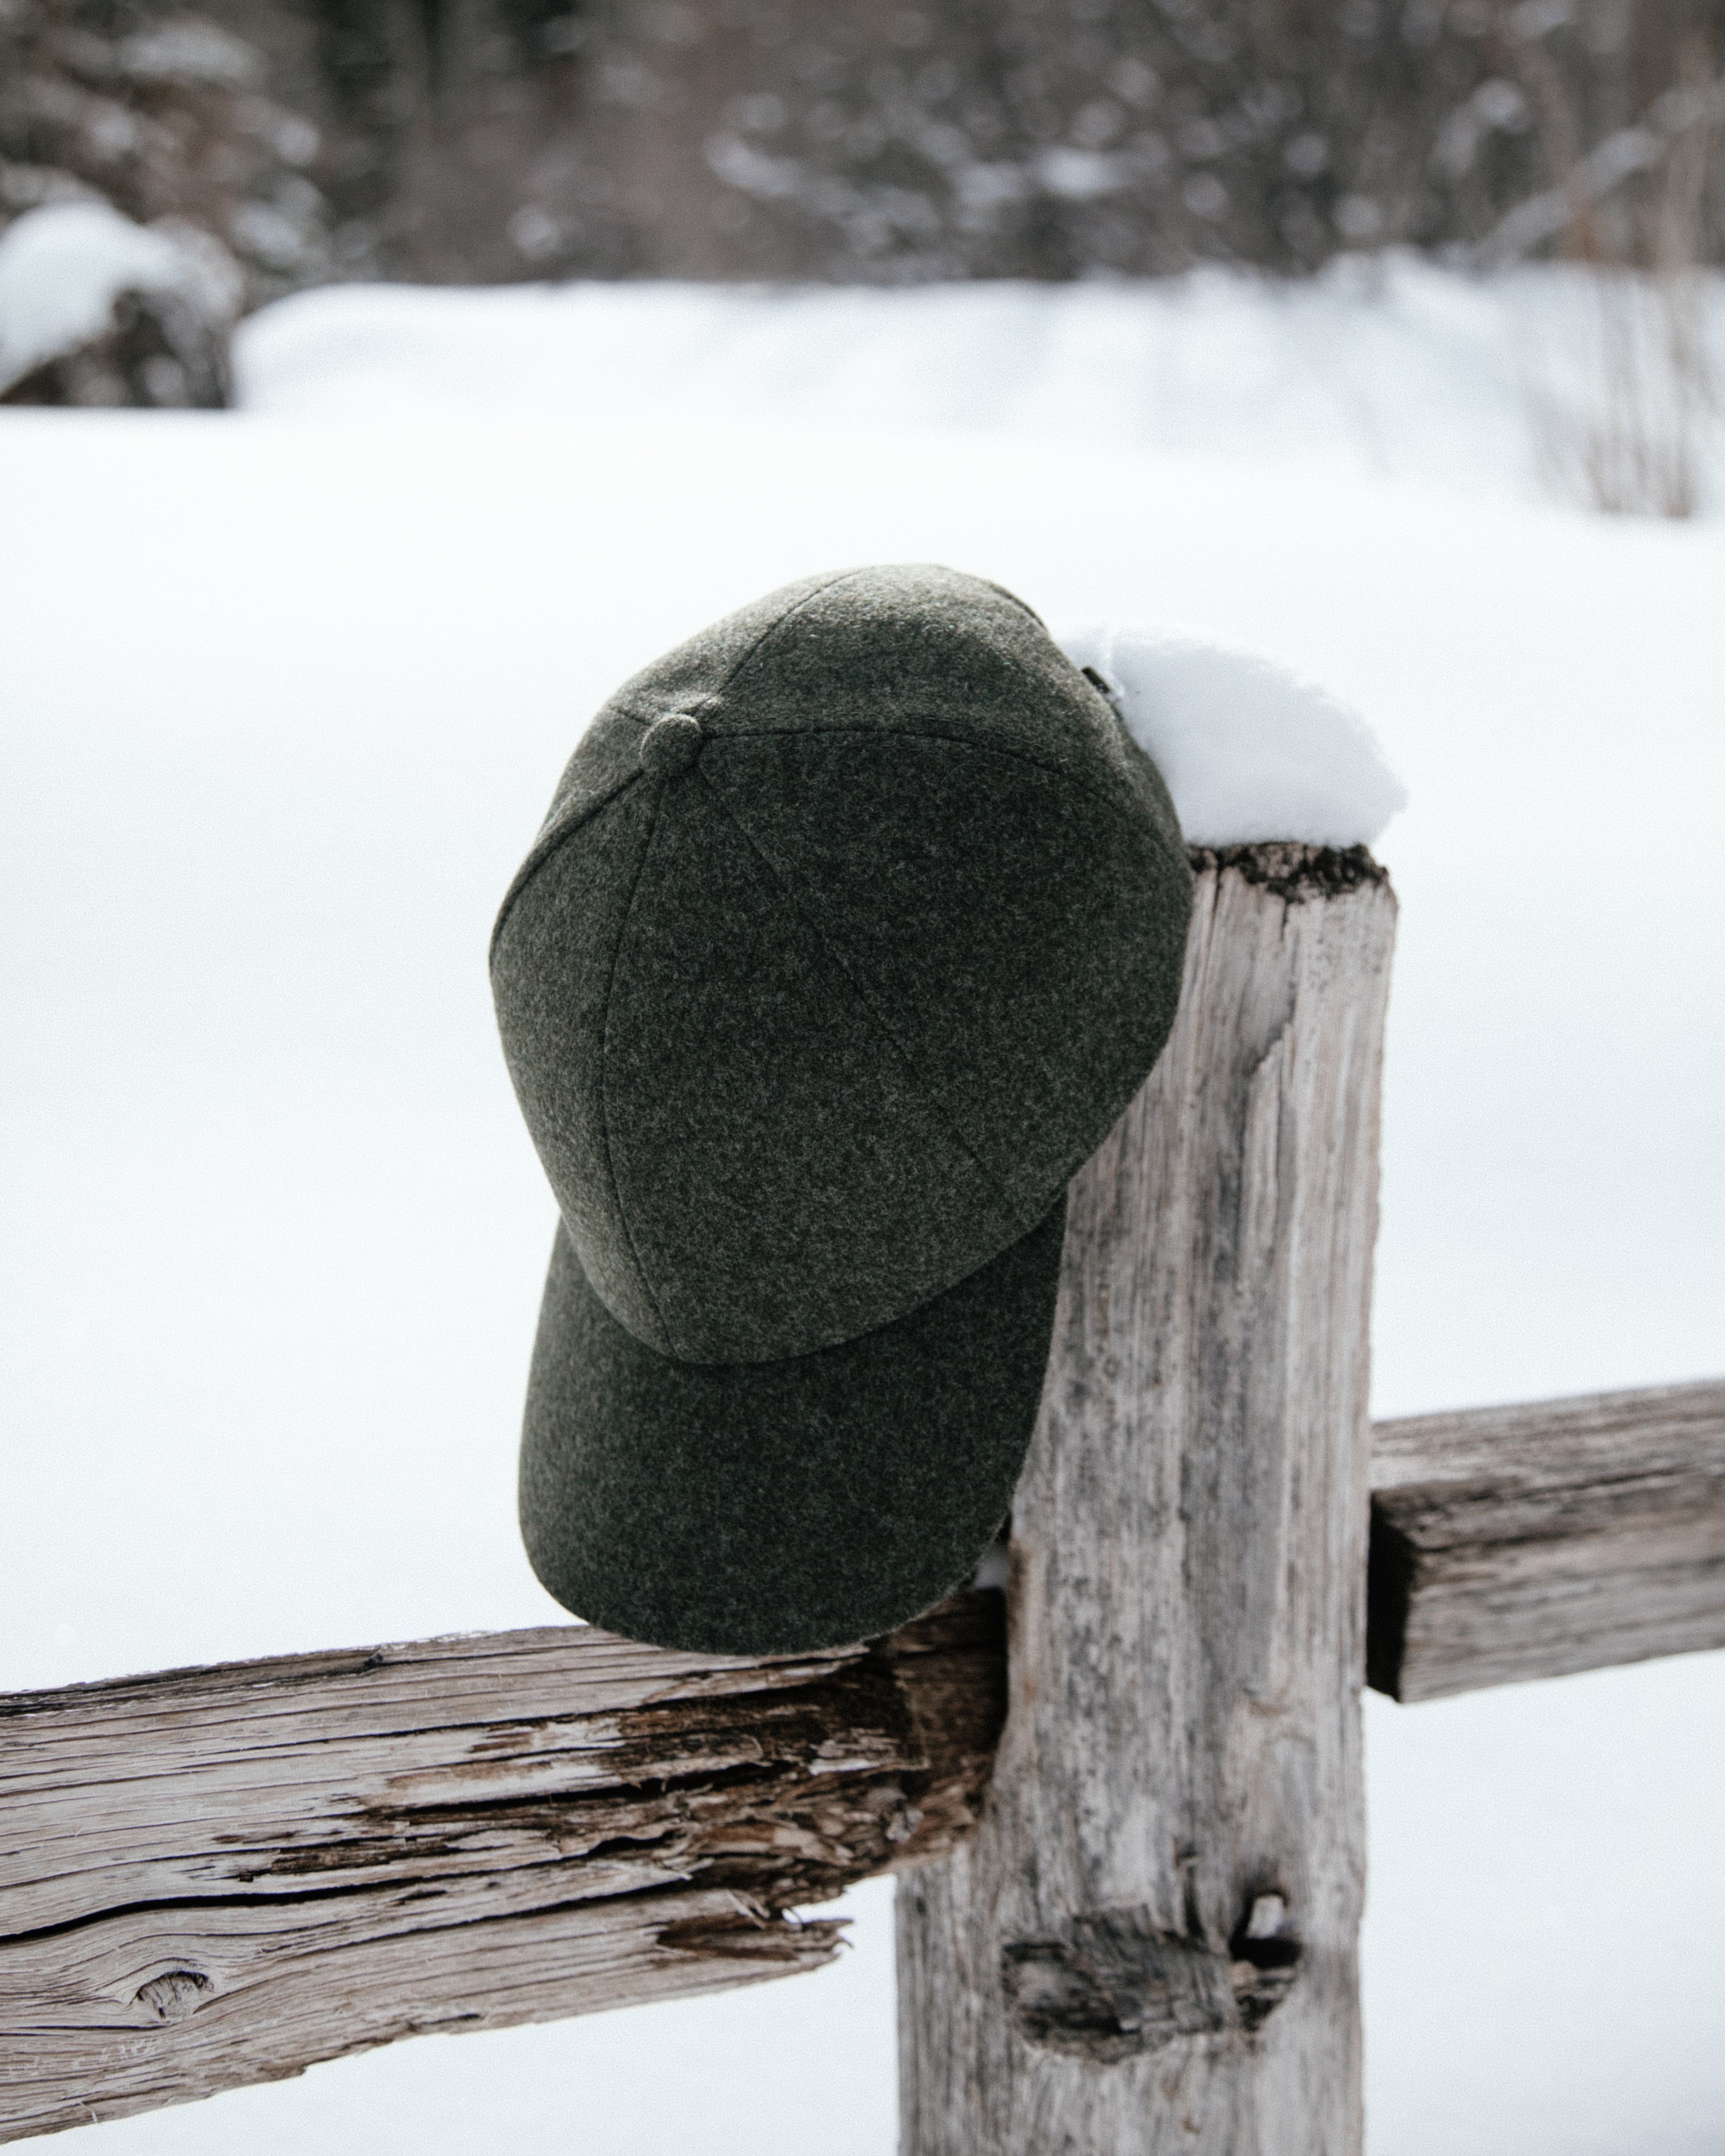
[0,0,1719,398]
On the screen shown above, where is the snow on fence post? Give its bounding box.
[898,841,1398,2156]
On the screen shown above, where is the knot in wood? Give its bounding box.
[1003,1895,1305,2063]
[1002,1909,1238,2063]
[133,1970,213,2023]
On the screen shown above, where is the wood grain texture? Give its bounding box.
[0,1594,1003,2143]
[898,842,1397,2156]
[1368,1378,1725,1701]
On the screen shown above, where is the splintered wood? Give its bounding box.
[1369,1378,1725,1701]
[898,843,1398,2156]
[0,1596,1003,2143]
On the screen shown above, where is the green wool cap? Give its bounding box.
[492,564,1190,1655]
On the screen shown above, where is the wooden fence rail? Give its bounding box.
[1369,1377,1725,1701]
[3,845,1721,2147]
[0,1599,1002,2144]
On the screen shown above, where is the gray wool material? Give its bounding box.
[492,564,1191,1654]
[522,1199,1067,1656]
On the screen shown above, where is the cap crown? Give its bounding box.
[491,565,1190,1365]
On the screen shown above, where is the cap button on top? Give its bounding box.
[640,711,705,779]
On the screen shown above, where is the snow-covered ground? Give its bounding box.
[237,256,1725,517]
[2,267,1722,2156]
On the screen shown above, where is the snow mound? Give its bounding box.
[0,203,241,393]
[1057,623,1407,848]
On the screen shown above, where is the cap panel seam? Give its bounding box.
[599,1188,1066,1389]
[709,567,874,702]
[490,574,862,971]
[713,569,1053,719]
[490,768,645,967]
[710,1189,1070,1374]
[596,779,675,1352]
[691,766,1022,1228]
[582,578,862,1351]
[714,724,1150,833]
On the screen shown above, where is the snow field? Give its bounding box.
[234,257,1725,518]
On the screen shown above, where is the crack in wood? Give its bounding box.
[0,1594,1004,2143]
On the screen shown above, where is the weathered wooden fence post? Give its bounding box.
[898,842,1398,2156]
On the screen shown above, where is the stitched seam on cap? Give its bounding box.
[596,780,674,1351]
[492,579,859,968]
[693,767,1021,1224]
[493,574,874,969]
[490,768,646,968]
[712,567,871,702]
[716,725,1147,831]
[716,569,1045,712]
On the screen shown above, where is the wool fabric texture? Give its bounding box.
[493,563,1190,1654]
[522,1201,1067,1655]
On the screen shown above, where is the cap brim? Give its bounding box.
[519,1196,1067,1654]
